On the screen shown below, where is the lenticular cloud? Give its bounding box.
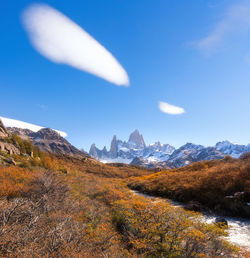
[158,101,185,115]
[22,4,129,86]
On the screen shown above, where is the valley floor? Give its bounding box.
[0,152,249,257]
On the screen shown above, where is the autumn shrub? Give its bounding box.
[0,146,244,257]
[111,197,237,257]
[0,170,126,257]
[128,158,250,216]
[0,166,37,199]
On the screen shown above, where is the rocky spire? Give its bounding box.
[89,144,98,158]
[128,129,145,149]
[110,135,118,158]
[102,146,109,157]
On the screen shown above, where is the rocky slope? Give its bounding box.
[0,119,8,138]
[215,141,250,158]
[7,127,88,158]
[0,120,20,158]
[89,130,250,169]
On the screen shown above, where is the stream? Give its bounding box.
[131,190,250,250]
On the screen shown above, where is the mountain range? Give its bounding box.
[2,118,250,169]
[89,129,250,168]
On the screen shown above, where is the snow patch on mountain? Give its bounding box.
[88,130,250,169]
[0,116,67,137]
[99,157,133,164]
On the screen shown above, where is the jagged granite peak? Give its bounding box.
[88,130,175,166]
[89,144,98,158]
[215,140,248,158]
[88,130,250,169]
[179,142,204,150]
[147,141,175,154]
[31,128,63,141]
[110,135,118,158]
[128,129,146,149]
[89,144,108,159]
[102,146,109,156]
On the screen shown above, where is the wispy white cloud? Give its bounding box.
[0,116,67,137]
[21,4,129,86]
[193,0,250,55]
[158,101,185,115]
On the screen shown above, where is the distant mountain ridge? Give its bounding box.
[89,130,250,168]
[8,127,88,158]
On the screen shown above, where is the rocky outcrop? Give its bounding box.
[7,127,33,140]
[0,119,8,138]
[215,218,228,227]
[0,142,20,155]
[0,119,20,156]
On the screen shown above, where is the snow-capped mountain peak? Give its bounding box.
[127,129,146,149]
[88,130,175,165]
[88,132,250,169]
[215,140,248,158]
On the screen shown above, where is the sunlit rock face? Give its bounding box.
[128,129,146,149]
[89,129,175,167]
[0,119,8,138]
[215,141,250,158]
[7,127,88,158]
[0,119,20,156]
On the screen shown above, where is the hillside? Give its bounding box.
[128,155,250,217]
[7,127,87,158]
[0,121,242,257]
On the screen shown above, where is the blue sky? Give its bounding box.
[1,0,250,151]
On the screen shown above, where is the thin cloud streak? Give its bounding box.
[158,101,185,115]
[192,0,250,55]
[0,116,67,137]
[22,4,129,86]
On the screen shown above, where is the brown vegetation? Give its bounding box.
[0,137,243,256]
[128,156,250,217]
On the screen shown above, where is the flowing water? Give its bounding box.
[131,190,250,250]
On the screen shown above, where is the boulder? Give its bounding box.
[215,217,228,227]
[8,158,16,166]
[184,201,202,212]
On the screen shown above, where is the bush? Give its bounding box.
[128,158,250,217]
